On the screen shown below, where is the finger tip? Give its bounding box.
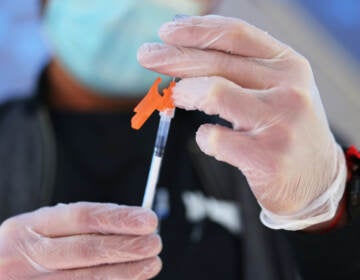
[172,78,208,111]
[147,210,159,231]
[157,23,170,39]
[172,85,190,110]
[121,207,159,234]
[196,124,213,155]
[149,234,163,256]
[152,256,163,276]
[136,43,154,64]
[158,17,192,41]
[140,210,159,233]
[154,256,163,273]
[137,43,170,69]
[172,85,182,106]
[142,257,163,279]
[157,21,179,38]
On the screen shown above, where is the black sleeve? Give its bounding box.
[0,98,48,222]
[283,218,360,280]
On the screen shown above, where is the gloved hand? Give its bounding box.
[137,15,347,230]
[0,202,162,279]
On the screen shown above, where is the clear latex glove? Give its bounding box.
[137,15,347,231]
[0,202,162,279]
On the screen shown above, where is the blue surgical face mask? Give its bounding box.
[43,0,206,97]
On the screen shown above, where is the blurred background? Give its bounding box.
[0,0,47,102]
[0,0,359,145]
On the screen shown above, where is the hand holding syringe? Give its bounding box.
[131,77,176,209]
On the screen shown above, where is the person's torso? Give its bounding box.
[49,107,243,280]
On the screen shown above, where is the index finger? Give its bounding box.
[16,202,158,237]
[158,15,287,59]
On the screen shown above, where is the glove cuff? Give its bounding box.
[260,144,347,231]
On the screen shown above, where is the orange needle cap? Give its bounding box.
[131,77,175,130]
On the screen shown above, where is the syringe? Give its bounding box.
[131,76,176,209]
[142,108,175,209]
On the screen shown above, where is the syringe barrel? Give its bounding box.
[142,109,175,209]
[154,110,174,157]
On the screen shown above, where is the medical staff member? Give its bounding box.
[0,0,359,280]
